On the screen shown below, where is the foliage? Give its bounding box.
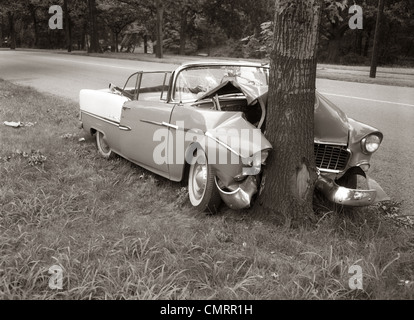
[0,0,412,63]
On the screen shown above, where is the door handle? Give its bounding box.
[119,125,131,131]
[122,105,131,110]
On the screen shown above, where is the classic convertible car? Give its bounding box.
[79,61,388,212]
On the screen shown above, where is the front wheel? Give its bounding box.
[96,131,114,159]
[188,149,221,213]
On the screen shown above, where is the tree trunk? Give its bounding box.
[63,0,72,52]
[0,15,3,48]
[363,30,371,57]
[370,0,385,78]
[355,29,363,56]
[155,0,164,58]
[8,12,16,50]
[179,10,187,55]
[88,0,100,53]
[144,34,148,54]
[253,0,322,226]
[326,37,341,63]
[29,5,39,47]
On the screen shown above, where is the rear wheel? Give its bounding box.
[188,149,221,213]
[96,131,114,159]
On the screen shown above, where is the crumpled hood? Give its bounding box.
[197,79,268,106]
[206,112,272,158]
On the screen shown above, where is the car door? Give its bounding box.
[118,100,175,179]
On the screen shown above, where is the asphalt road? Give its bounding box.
[1,50,413,215]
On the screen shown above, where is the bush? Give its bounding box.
[339,52,369,65]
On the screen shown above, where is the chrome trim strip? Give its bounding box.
[81,111,119,127]
[119,125,131,131]
[318,168,342,174]
[314,140,348,147]
[205,132,241,157]
[140,119,163,127]
[162,122,179,130]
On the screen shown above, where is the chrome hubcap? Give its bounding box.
[192,163,207,200]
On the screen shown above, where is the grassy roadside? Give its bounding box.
[0,79,413,299]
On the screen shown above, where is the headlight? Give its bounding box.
[361,134,382,154]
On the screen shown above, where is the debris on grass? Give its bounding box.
[28,150,47,166]
[398,280,414,287]
[3,121,37,128]
[4,121,22,128]
[60,133,77,139]
[0,149,47,166]
[378,201,414,228]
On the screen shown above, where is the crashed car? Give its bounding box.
[79,61,388,212]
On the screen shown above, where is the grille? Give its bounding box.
[314,143,350,171]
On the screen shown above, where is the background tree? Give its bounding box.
[254,0,323,226]
[99,0,138,52]
[1,0,412,66]
[154,0,164,58]
[63,0,72,52]
[88,0,100,53]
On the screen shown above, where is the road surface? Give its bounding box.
[1,50,413,215]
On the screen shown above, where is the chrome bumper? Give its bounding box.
[215,176,258,210]
[215,173,389,210]
[315,174,389,207]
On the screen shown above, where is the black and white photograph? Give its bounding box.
[0,0,413,305]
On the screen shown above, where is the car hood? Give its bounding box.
[314,92,349,145]
[198,80,349,145]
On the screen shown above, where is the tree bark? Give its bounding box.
[29,4,39,47]
[155,0,164,58]
[355,29,363,56]
[363,30,371,57]
[253,0,322,226]
[144,34,148,54]
[370,0,385,78]
[0,14,3,48]
[179,9,187,55]
[326,37,341,63]
[8,12,16,50]
[64,0,72,52]
[88,0,100,53]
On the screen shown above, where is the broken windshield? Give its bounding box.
[173,65,269,102]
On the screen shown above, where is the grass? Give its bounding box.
[0,79,413,300]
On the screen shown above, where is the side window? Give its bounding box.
[137,72,171,102]
[122,72,141,100]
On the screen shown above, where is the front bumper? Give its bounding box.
[215,172,389,210]
[315,174,389,206]
[215,176,258,210]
